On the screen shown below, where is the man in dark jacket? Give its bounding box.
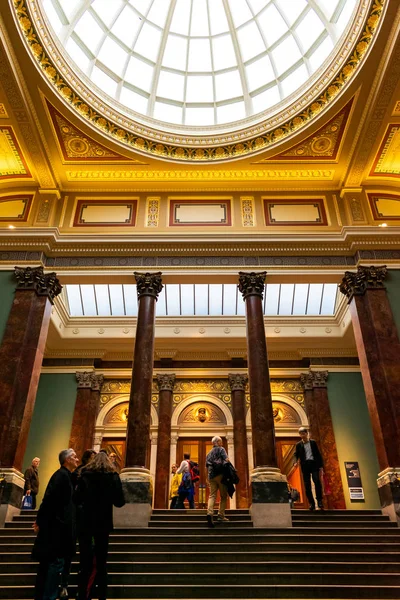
[32,448,78,600]
[294,427,324,511]
[24,457,40,509]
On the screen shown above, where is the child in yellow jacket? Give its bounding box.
[169,464,182,509]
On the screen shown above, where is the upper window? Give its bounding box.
[41,0,357,129]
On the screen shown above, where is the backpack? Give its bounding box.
[188,460,200,483]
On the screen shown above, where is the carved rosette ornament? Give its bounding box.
[300,371,328,390]
[156,373,176,392]
[238,271,267,300]
[134,272,163,300]
[14,266,62,303]
[339,265,387,302]
[76,371,104,391]
[228,373,248,392]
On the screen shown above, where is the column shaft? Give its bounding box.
[244,293,277,468]
[69,373,103,461]
[125,273,163,468]
[231,387,250,508]
[350,291,400,468]
[154,376,175,509]
[0,267,61,471]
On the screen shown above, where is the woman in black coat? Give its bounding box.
[74,451,125,600]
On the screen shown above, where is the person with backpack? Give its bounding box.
[206,436,230,528]
[176,453,199,509]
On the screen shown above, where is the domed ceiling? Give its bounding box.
[15,0,384,160]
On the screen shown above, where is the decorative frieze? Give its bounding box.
[240,197,254,227]
[339,265,388,302]
[146,197,160,227]
[14,266,62,303]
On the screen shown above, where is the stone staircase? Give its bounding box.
[0,508,400,598]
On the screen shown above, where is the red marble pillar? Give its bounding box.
[339,266,400,521]
[125,272,163,468]
[300,371,346,510]
[228,373,250,508]
[69,372,104,462]
[0,266,62,471]
[238,272,277,468]
[238,272,290,527]
[154,374,175,509]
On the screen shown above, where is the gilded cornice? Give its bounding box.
[65,170,335,181]
[13,0,384,162]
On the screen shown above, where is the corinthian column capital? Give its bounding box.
[90,374,104,392]
[14,266,62,303]
[155,373,176,392]
[134,272,163,300]
[238,271,266,300]
[228,373,248,392]
[300,370,328,390]
[339,265,387,302]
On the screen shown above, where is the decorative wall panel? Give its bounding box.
[370,124,400,177]
[0,104,8,118]
[264,199,328,226]
[0,126,31,179]
[169,199,232,226]
[260,98,353,162]
[0,194,33,221]
[46,100,135,163]
[73,199,137,227]
[368,193,400,220]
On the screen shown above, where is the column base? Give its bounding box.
[249,466,292,528]
[113,467,153,528]
[0,468,24,528]
[377,467,400,526]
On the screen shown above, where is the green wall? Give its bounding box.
[386,269,400,337]
[328,372,380,509]
[0,271,15,344]
[23,373,77,503]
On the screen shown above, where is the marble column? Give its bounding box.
[114,272,163,528]
[154,374,175,509]
[228,373,250,508]
[69,372,104,462]
[339,265,400,523]
[238,272,291,527]
[0,266,61,525]
[300,371,346,510]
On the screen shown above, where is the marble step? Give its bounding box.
[1,560,400,574]
[2,526,400,537]
[1,582,400,599]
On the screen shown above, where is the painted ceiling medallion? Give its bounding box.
[14,0,384,162]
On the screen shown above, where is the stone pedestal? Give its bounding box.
[377,469,400,524]
[340,266,400,522]
[154,374,175,509]
[228,373,250,508]
[122,273,163,525]
[239,272,291,527]
[0,469,24,527]
[114,467,153,528]
[300,371,346,509]
[249,467,292,528]
[69,372,104,461]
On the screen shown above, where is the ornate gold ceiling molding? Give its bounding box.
[65,169,335,182]
[12,0,385,162]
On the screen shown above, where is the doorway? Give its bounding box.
[176,437,228,509]
[276,438,306,509]
[101,438,150,471]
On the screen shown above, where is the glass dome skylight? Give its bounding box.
[42,0,357,129]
